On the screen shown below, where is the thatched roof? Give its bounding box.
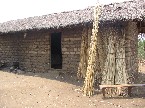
[0,0,144,33]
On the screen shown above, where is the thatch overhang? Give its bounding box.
[0,0,144,34]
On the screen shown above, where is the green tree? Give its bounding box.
[138,39,145,60]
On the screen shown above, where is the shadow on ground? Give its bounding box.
[1,67,145,98]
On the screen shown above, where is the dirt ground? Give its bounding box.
[0,66,145,108]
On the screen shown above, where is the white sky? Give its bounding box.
[0,0,130,23]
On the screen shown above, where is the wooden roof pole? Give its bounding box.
[83,3,100,96]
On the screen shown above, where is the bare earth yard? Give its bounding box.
[0,66,145,108]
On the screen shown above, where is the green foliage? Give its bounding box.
[138,39,145,60]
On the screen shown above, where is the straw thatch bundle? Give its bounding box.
[77,27,89,78]
[83,4,100,96]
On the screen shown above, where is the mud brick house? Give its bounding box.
[0,0,144,83]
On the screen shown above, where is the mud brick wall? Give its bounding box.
[0,31,50,72]
[0,34,20,65]
[17,31,50,72]
[0,27,83,73]
[61,28,82,73]
[125,21,138,83]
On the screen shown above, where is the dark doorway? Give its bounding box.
[51,32,62,69]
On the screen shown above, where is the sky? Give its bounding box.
[0,0,130,23]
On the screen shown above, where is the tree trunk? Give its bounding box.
[115,30,127,84]
[102,35,116,85]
